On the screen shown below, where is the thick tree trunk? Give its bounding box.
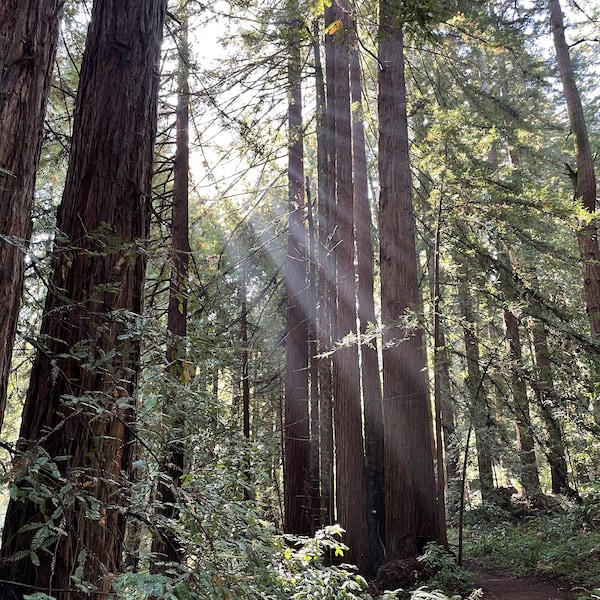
[548,0,600,421]
[378,9,441,559]
[350,24,385,564]
[151,2,190,566]
[0,0,63,430]
[0,1,166,597]
[328,1,372,574]
[283,30,311,535]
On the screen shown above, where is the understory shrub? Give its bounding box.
[462,494,600,591]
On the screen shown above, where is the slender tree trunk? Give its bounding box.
[315,18,334,527]
[378,6,441,559]
[458,285,495,504]
[306,181,322,531]
[151,1,191,567]
[328,0,371,573]
[431,190,449,547]
[283,25,311,535]
[0,0,63,430]
[531,320,575,497]
[503,306,541,498]
[548,0,600,421]
[350,22,385,564]
[498,252,542,498]
[0,0,166,596]
[241,266,251,444]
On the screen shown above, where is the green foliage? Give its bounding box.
[417,544,475,598]
[463,497,600,591]
[114,524,370,600]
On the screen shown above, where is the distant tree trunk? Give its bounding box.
[0,0,63,430]
[531,319,574,496]
[151,2,190,566]
[241,266,251,444]
[499,253,541,498]
[283,23,311,535]
[329,0,372,573]
[315,18,334,527]
[0,0,166,596]
[548,0,600,420]
[378,6,441,559]
[350,22,385,564]
[503,306,541,498]
[458,284,495,504]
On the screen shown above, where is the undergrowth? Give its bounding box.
[461,491,600,598]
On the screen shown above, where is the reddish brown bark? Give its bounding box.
[350,25,385,565]
[0,0,62,430]
[283,30,311,535]
[378,7,441,559]
[0,0,166,596]
[548,0,600,421]
[315,17,334,527]
[328,1,372,574]
[151,2,190,566]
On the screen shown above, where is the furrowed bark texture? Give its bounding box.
[549,0,600,423]
[283,33,311,535]
[315,17,334,527]
[0,0,63,431]
[350,24,385,565]
[378,10,441,559]
[330,1,372,574]
[0,1,166,597]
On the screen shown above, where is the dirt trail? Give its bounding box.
[474,570,578,599]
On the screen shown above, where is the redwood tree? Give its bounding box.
[350,20,385,558]
[378,2,442,559]
[548,0,600,421]
[151,0,191,566]
[0,0,166,596]
[0,0,63,430]
[283,17,311,535]
[328,0,372,573]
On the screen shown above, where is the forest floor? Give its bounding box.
[474,569,579,599]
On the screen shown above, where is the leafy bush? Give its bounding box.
[462,496,600,591]
[417,543,476,598]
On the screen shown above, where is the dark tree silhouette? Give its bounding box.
[0,0,166,596]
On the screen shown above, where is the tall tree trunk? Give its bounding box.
[502,306,541,498]
[0,0,63,430]
[315,18,334,527]
[548,0,600,421]
[152,2,190,566]
[378,6,441,559]
[458,285,495,504]
[329,0,371,573]
[499,253,541,498]
[531,319,575,497]
[306,181,322,531]
[283,24,311,535]
[0,0,166,596]
[350,22,385,564]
